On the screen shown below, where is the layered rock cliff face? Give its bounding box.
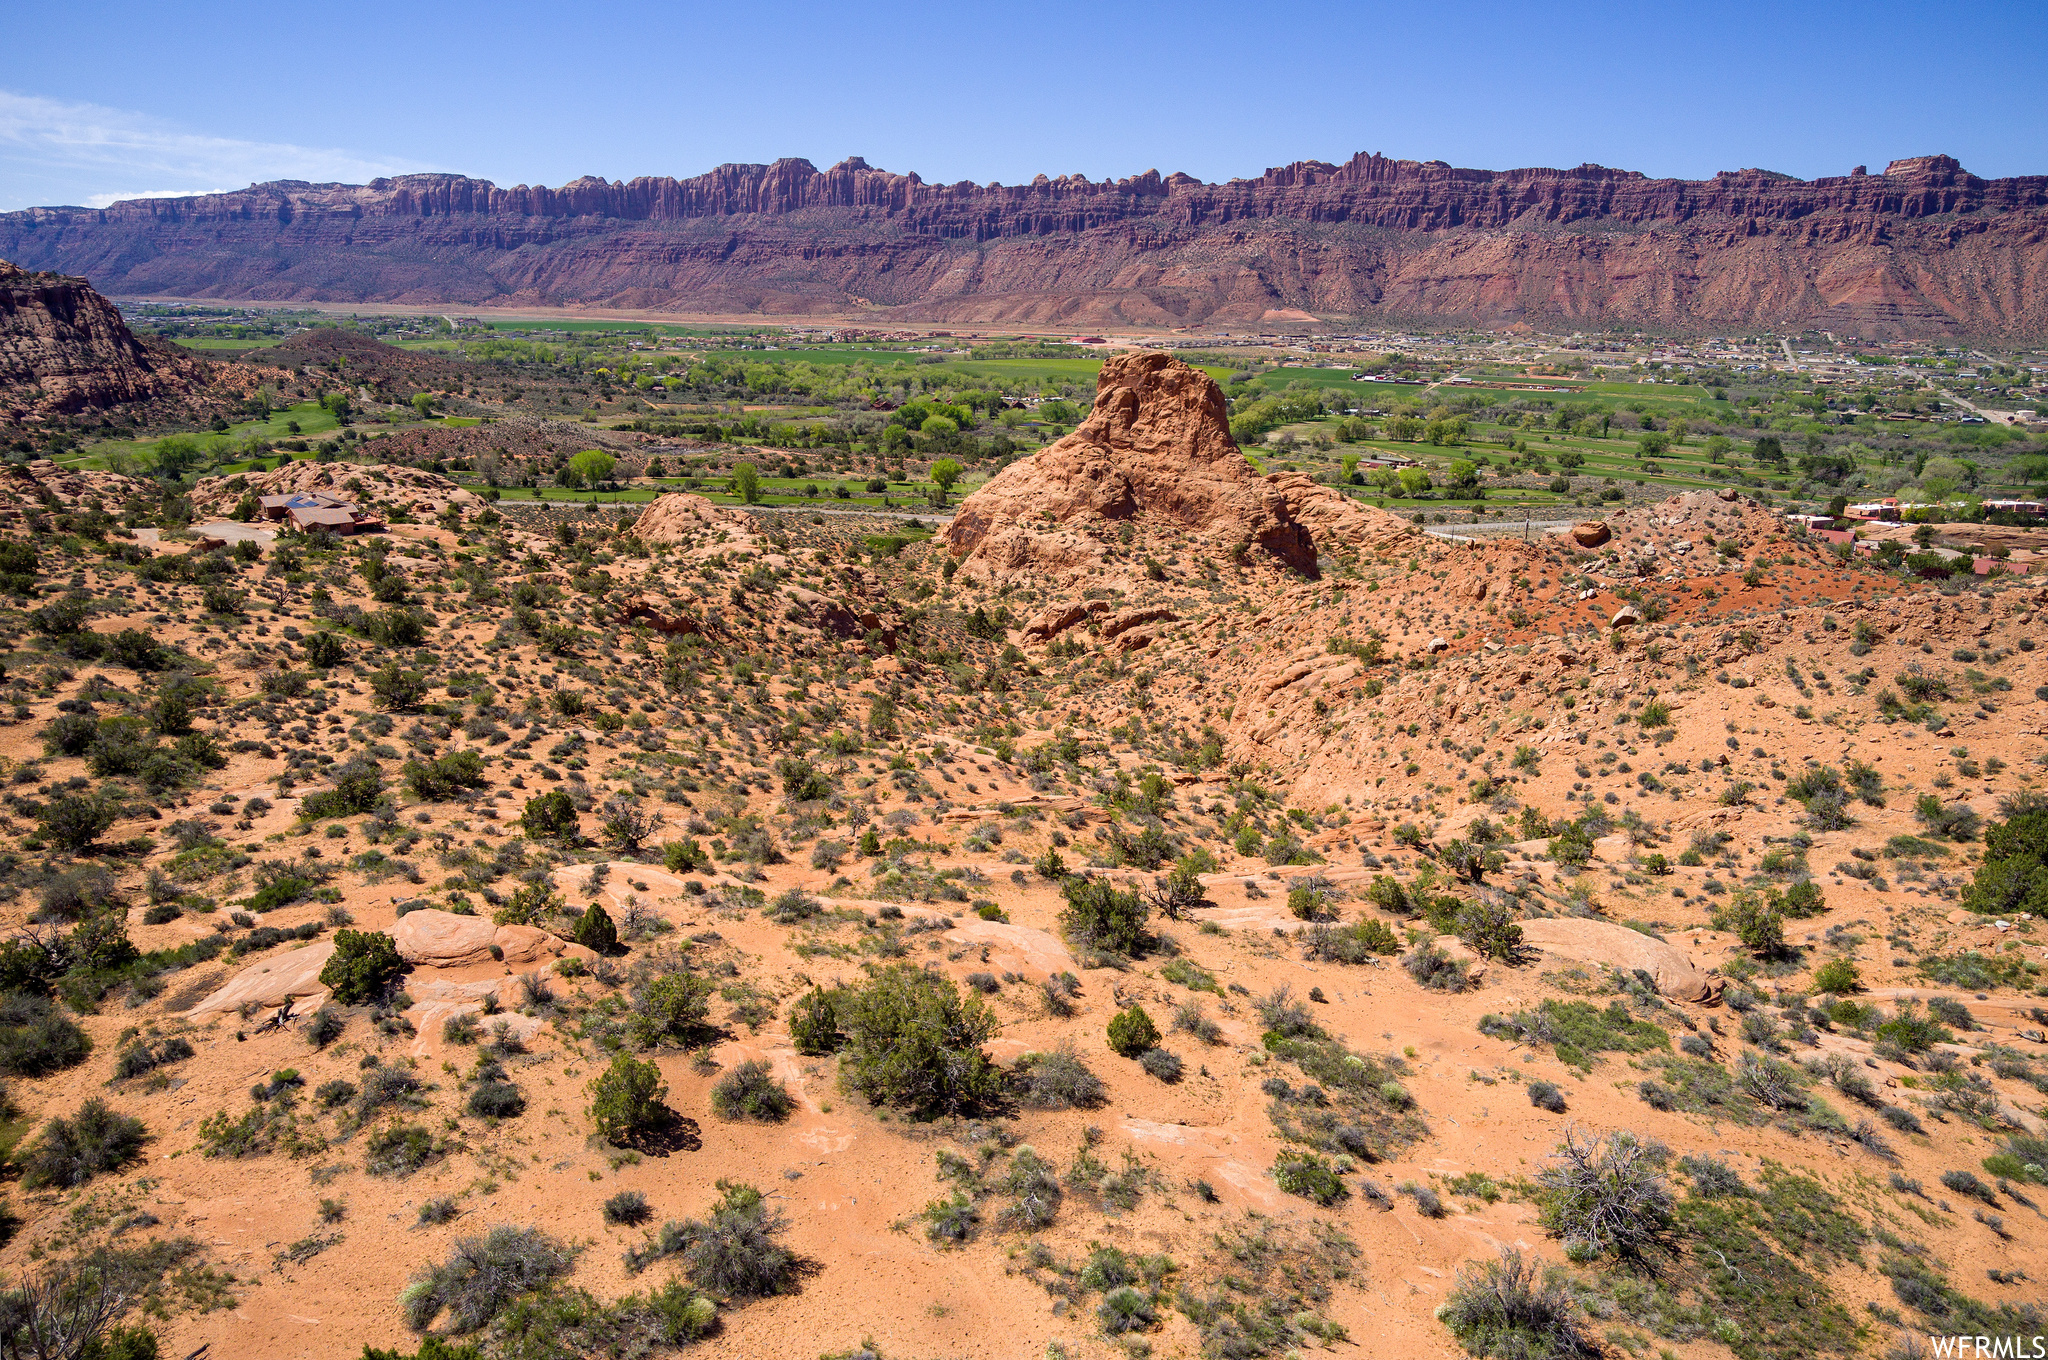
[0,260,215,425]
[4,153,2044,336]
[945,351,1414,585]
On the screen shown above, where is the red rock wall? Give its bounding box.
[5,153,2045,337]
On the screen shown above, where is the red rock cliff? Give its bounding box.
[4,152,2044,337]
[0,260,215,425]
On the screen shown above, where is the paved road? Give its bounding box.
[1934,387,2027,427]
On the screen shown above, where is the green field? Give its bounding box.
[64,400,344,469]
[170,336,285,352]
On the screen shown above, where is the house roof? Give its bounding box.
[289,507,359,527]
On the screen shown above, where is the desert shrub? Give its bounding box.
[1457,899,1524,961]
[442,1013,481,1045]
[402,1225,573,1334]
[1011,1042,1105,1110]
[1527,1080,1567,1113]
[1106,1004,1161,1057]
[920,1192,977,1248]
[113,1037,193,1080]
[38,793,121,852]
[1925,995,1976,1030]
[318,930,403,1004]
[1711,890,1788,958]
[710,1059,794,1122]
[1302,917,1401,962]
[787,986,842,1055]
[1875,1001,1953,1053]
[1918,949,2036,991]
[1404,943,1471,992]
[1402,1181,1447,1217]
[519,790,578,841]
[1274,1152,1347,1205]
[1057,874,1149,956]
[587,1054,668,1142]
[678,1181,796,1298]
[1138,1047,1184,1082]
[298,757,386,821]
[0,993,92,1076]
[402,750,487,802]
[1535,1127,1672,1263]
[1098,1287,1157,1336]
[629,973,714,1048]
[1915,794,1982,842]
[80,1326,161,1360]
[418,1197,460,1225]
[603,1190,652,1227]
[366,1122,441,1177]
[305,1007,346,1048]
[20,1098,147,1188]
[1679,1153,1747,1197]
[1438,1248,1597,1359]
[1813,958,1861,994]
[836,964,999,1118]
[466,1077,525,1119]
[998,1145,1063,1230]
[1482,999,1671,1073]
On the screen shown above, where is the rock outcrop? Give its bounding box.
[946,352,1412,585]
[190,461,481,522]
[5,154,2045,335]
[628,492,764,556]
[0,260,217,425]
[1516,917,1722,1003]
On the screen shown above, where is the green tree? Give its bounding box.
[572,902,618,955]
[1105,1005,1160,1057]
[837,965,1000,1118]
[411,393,436,420]
[732,463,762,505]
[587,1053,668,1142]
[1058,875,1149,955]
[521,790,579,841]
[569,449,616,487]
[369,662,428,712]
[38,793,120,852]
[929,458,963,501]
[318,930,403,1004]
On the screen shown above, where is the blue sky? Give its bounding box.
[4,0,2043,211]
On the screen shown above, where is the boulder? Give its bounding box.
[1427,636,1449,653]
[1517,917,1721,1002]
[493,924,597,966]
[391,909,498,967]
[1022,599,1108,641]
[1572,521,1612,548]
[186,940,337,1015]
[1611,605,1643,627]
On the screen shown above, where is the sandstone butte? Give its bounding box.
[0,349,2040,1360]
[0,260,220,423]
[4,152,2046,335]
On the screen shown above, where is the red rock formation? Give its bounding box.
[945,352,1414,585]
[0,259,216,424]
[5,153,2045,336]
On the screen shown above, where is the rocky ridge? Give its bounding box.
[2,154,2044,334]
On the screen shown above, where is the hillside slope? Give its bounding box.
[0,354,2038,1360]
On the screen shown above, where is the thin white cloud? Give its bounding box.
[0,89,433,209]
